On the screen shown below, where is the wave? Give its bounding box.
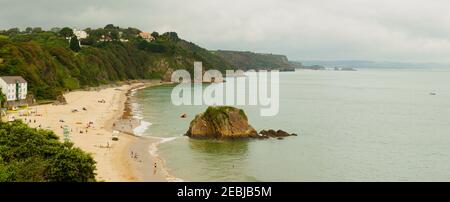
[129,101,152,135]
[160,137,178,144]
[131,102,143,119]
[148,136,178,157]
[147,136,184,182]
[133,120,152,136]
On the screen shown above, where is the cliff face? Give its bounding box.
[211,50,295,71]
[186,106,258,139]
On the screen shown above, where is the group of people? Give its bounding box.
[24,117,36,124]
[130,150,158,175]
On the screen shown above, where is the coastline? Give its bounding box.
[114,81,182,182]
[8,80,170,181]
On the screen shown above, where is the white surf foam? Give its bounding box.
[160,137,178,144]
[148,137,178,156]
[147,136,184,182]
[130,89,137,97]
[133,121,152,136]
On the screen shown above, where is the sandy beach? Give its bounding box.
[8,80,172,182]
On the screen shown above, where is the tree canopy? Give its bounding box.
[70,36,81,52]
[59,27,74,38]
[0,25,234,100]
[0,121,96,182]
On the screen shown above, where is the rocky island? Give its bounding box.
[185,106,297,139]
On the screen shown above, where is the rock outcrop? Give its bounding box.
[186,106,298,140]
[52,94,67,105]
[162,68,174,82]
[258,129,297,139]
[185,106,258,139]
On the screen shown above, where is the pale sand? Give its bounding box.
[11,80,170,182]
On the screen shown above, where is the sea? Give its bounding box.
[129,68,450,181]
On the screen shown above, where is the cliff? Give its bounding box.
[211,50,295,71]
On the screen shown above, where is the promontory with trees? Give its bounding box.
[0,24,296,101]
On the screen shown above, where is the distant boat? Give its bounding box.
[430,92,437,96]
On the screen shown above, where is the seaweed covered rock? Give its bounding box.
[259,129,297,139]
[185,106,258,139]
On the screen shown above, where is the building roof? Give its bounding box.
[139,32,154,40]
[0,76,27,84]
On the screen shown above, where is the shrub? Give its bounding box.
[0,121,97,182]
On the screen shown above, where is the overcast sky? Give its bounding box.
[1,0,450,63]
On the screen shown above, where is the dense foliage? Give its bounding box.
[212,50,294,71]
[0,121,96,182]
[0,25,234,100]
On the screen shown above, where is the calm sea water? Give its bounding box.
[131,69,450,181]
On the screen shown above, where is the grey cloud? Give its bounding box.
[1,0,450,63]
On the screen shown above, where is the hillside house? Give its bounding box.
[0,76,28,108]
[139,32,155,42]
[73,29,88,40]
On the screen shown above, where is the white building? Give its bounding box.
[73,29,88,40]
[0,76,27,102]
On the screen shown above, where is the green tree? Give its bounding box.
[25,27,33,34]
[5,28,20,35]
[80,37,96,46]
[110,30,120,41]
[0,89,5,108]
[0,121,97,182]
[104,24,118,30]
[32,27,43,33]
[70,36,81,52]
[161,32,179,41]
[151,31,159,39]
[0,89,5,122]
[59,27,74,38]
[50,27,61,33]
